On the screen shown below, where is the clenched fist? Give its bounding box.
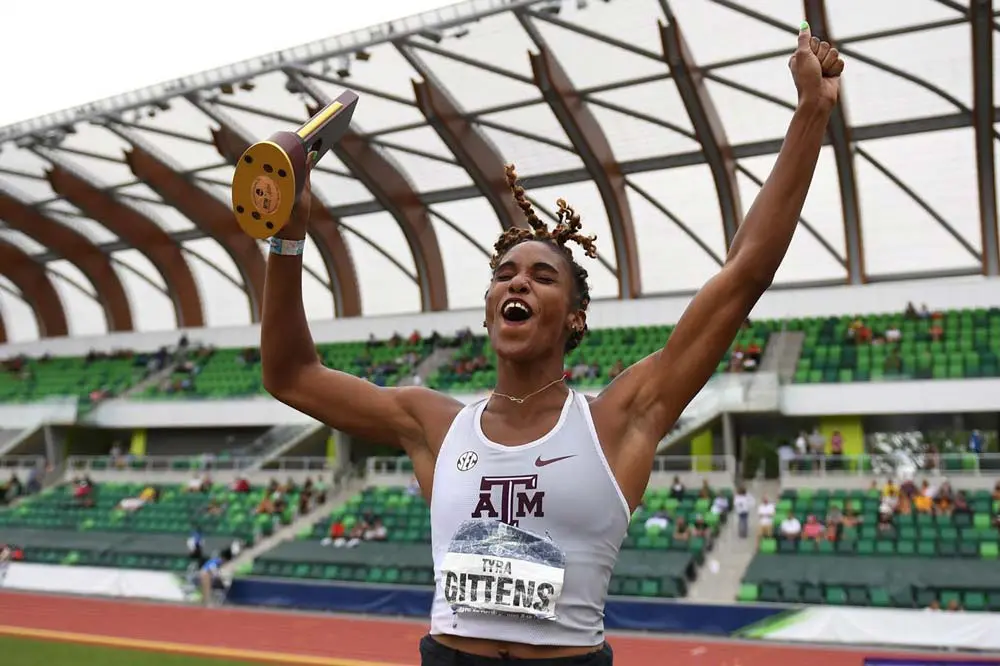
[789,21,846,110]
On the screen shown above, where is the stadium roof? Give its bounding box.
[0,0,997,341]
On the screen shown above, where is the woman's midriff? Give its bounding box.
[432,633,602,659]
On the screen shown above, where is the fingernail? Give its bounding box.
[800,20,809,31]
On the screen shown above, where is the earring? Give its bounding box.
[482,320,487,328]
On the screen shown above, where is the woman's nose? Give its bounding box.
[508,274,529,292]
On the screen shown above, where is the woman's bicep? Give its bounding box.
[268,363,454,449]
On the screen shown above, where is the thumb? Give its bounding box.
[797,20,812,52]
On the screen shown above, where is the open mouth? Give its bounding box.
[501,298,533,324]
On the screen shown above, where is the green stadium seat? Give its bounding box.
[739,484,1000,609]
[793,307,1000,384]
[253,483,731,599]
[429,321,778,392]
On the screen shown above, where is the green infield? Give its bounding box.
[0,635,264,665]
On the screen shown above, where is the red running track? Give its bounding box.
[0,591,990,665]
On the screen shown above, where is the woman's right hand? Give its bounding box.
[277,151,317,240]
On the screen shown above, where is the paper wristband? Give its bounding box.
[269,238,306,256]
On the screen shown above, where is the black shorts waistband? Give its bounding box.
[419,635,613,665]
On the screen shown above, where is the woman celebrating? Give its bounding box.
[261,23,844,666]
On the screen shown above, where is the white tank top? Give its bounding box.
[428,390,630,647]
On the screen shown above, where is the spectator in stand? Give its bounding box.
[913,489,933,514]
[672,517,690,543]
[841,503,861,528]
[365,518,388,542]
[691,515,710,540]
[829,430,843,468]
[710,492,729,516]
[732,487,754,539]
[230,477,251,493]
[801,515,824,543]
[757,496,776,541]
[644,511,669,532]
[668,476,685,500]
[323,519,346,546]
[877,506,895,536]
[946,599,963,612]
[952,492,972,518]
[779,514,802,541]
[969,430,984,457]
[2,474,23,504]
[336,521,367,549]
[24,465,42,495]
[72,476,95,508]
[808,428,826,458]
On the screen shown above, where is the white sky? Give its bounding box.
[0,0,460,127]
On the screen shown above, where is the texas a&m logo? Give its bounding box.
[471,475,545,527]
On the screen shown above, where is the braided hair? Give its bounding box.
[490,164,598,353]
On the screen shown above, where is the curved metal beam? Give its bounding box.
[397,45,525,232]
[288,71,449,312]
[659,2,744,252]
[0,188,134,332]
[0,239,68,338]
[804,0,866,285]
[209,123,362,318]
[971,0,999,275]
[518,16,641,299]
[46,165,205,327]
[124,143,267,321]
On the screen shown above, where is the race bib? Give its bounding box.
[441,519,566,621]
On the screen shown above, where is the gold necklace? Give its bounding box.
[491,376,566,405]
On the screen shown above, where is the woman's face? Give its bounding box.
[485,240,583,361]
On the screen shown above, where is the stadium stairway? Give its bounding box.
[685,479,780,602]
[398,347,455,387]
[225,473,367,577]
[117,360,181,399]
[758,331,806,382]
[247,423,329,470]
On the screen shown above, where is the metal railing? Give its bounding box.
[0,455,46,472]
[65,455,335,475]
[650,455,735,475]
[779,453,1000,480]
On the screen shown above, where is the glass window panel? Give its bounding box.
[47,259,105,337]
[301,240,336,322]
[340,211,419,316]
[0,282,38,342]
[181,239,252,328]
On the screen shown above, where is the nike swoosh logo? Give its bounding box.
[535,455,576,467]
